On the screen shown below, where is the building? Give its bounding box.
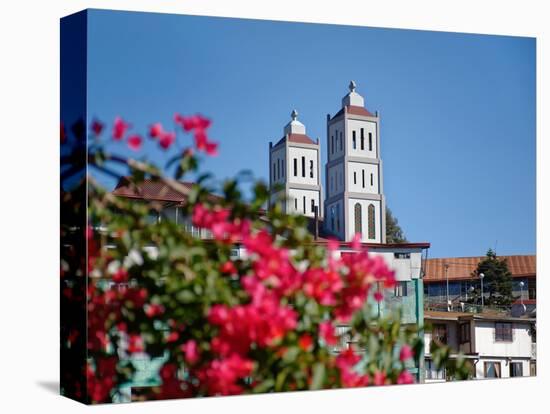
[424,255,536,311]
[424,310,536,382]
[269,110,322,218]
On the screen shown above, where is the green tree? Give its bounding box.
[386,207,407,244]
[471,249,514,306]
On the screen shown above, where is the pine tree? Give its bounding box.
[386,207,407,244]
[471,249,514,306]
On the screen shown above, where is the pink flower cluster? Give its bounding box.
[175,113,218,155]
[192,204,250,243]
[196,354,254,396]
[335,349,370,387]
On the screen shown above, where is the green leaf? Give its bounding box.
[310,363,325,390]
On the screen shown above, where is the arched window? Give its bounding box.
[368,204,376,239]
[354,203,362,237]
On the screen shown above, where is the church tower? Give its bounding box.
[324,81,386,243]
[269,110,322,219]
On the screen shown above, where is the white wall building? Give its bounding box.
[424,311,536,382]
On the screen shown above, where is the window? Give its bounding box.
[484,361,501,378]
[331,207,335,230]
[368,132,373,151]
[425,359,446,380]
[354,203,362,236]
[282,161,285,178]
[294,198,297,211]
[310,160,314,178]
[336,204,340,232]
[339,132,343,151]
[293,158,297,176]
[394,252,411,259]
[277,159,280,179]
[367,204,375,239]
[370,173,374,186]
[459,323,470,344]
[495,322,513,342]
[311,199,315,213]
[362,170,365,188]
[432,323,448,345]
[528,279,536,300]
[353,171,357,185]
[273,163,276,181]
[303,196,306,214]
[352,131,356,149]
[394,281,408,297]
[331,135,334,154]
[360,128,365,150]
[510,362,523,377]
[301,156,306,177]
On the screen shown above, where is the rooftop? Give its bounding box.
[424,255,536,282]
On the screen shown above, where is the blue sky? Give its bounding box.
[86,9,536,258]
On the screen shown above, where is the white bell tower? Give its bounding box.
[324,81,386,243]
[269,110,322,218]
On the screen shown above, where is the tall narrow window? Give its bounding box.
[353,171,357,185]
[331,135,334,154]
[303,196,306,214]
[294,198,297,211]
[282,161,285,178]
[293,158,297,176]
[340,132,343,151]
[336,204,340,231]
[310,160,314,178]
[273,163,276,181]
[360,128,365,150]
[301,157,306,177]
[362,170,365,188]
[277,160,280,179]
[334,130,337,151]
[354,203,362,237]
[331,207,335,230]
[311,199,315,213]
[368,132,373,151]
[352,131,356,149]
[368,204,376,239]
[370,173,373,186]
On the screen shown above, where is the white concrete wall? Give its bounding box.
[328,120,344,161]
[288,188,320,218]
[288,146,318,186]
[346,119,377,158]
[347,161,378,194]
[346,198,381,243]
[474,321,532,358]
[335,249,423,282]
[424,320,460,354]
[327,162,344,197]
[270,146,286,185]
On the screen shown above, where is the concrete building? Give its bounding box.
[424,310,536,382]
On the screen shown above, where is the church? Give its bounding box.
[268,81,386,243]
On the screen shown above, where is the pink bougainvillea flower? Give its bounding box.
[127,134,143,151]
[91,119,104,136]
[112,268,128,283]
[127,334,144,353]
[144,303,165,318]
[298,334,314,351]
[112,116,130,140]
[399,344,413,362]
[149,122,163,139]
[166,331,180,343]
[319,321,338,346]
[159,131,176,149]
[397,370,415,385]
[204,140,219,156]
[174,113,218,156]
[374,291,384,302]
[373,370,386,386]
[220,260,237,275]
[181,340,200,364]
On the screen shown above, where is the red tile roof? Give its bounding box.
[274,133,317,147]
[112,177,193,203]
[331,105,375,120]
[424,255,536,282]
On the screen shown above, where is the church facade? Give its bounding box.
[269,82,386,243]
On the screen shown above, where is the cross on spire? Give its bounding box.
[349,80,356,93]
[291,109,298,121]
